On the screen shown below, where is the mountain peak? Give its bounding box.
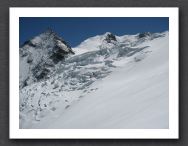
[103,32,117,43]
[138,32,151,38]
[44,27,54,34]
[104,32,112,35]
[19,29,74,88]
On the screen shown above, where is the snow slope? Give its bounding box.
[19,31,169,129]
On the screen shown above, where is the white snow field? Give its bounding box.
[19,31,169,129]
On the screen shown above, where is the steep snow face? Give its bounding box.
[19,30,74,88]
[19,31,169,129]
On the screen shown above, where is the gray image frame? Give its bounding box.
[0,0,186,145]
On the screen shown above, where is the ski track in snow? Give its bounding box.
[19,31,169,129]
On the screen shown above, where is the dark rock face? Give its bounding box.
[19,29,75,88]
[50,50,66,64]
[138,32,151,38]
[105,33,117,43]
[35,68,50,81]
[50,39,74,64]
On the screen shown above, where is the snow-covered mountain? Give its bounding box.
[19,29,74,88]
[19,31,169,129]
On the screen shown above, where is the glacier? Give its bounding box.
[19,31,169,129]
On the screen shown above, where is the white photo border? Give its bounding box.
[9,7,179,139]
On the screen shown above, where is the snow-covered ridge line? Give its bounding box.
[73,31,167,55]
[19,30,169,129]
